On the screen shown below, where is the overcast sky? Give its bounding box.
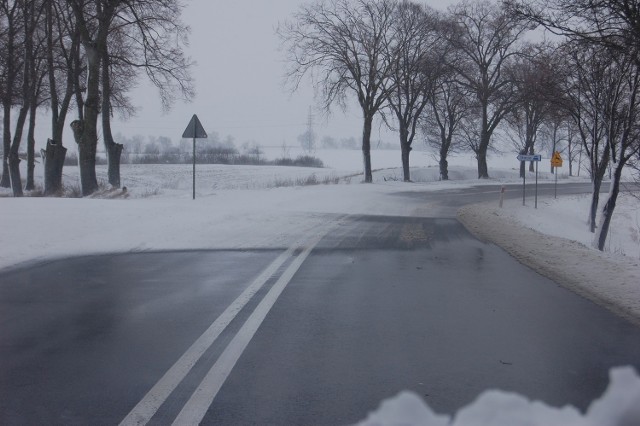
[111,0,458,148]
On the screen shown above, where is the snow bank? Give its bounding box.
[2,160,638,328]
[357,367,640,426]
[458,198,640,327]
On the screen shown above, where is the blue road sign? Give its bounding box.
[517,154,541,162]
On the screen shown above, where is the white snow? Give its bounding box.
[1,149,639,424]
[1,149,638,319]
[357,367,640,426]
[458,194,640,327]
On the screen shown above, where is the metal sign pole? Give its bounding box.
[535,160,538,209]
[522,170,526,206]
[181,114,208,201]
[192,137,196,200]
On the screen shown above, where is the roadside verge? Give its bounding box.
[458,202,640,328]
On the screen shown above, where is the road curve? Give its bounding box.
[1,183,639,425]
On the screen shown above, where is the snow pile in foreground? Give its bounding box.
[357,367,640,426]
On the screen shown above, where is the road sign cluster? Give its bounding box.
[514,151,565,209]
[516,152,563,167]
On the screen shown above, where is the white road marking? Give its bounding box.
[119,247,296,426]
[171,239,320,426]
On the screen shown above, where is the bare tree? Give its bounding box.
[7,0,45,197]
[564,120,582,176]
[594,49,640,250]
[279,0,398,183]
[25,40,47,192]
[0,0,21,189]
[424,62,472,181]
[506,0,640,53]
[67,0,119,196]
[447,0,531,179]
[559,42,611,233]
[102,0,194,187]
[68,0,193,195]
[42,0,82,195]
[100,41,124,187]
[507,0,640,250]
[384,2,441,182]
[505,43,559,178]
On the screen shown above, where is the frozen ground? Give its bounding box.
[1,148,639,424]
[1,149,638,318]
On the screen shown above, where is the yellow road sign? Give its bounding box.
[551,151,563,167]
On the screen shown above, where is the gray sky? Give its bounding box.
[111,0,458,147]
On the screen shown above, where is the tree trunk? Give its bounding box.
[71,119,99,195]
[43,139,67,195]
[1,7,15,190]
[568,158,573,177]
[101,44,123,188]
[595,163,623,251]
[588,149,610,233]
[43,0,72,196]
[476,102,491,179]
[589,178,602,233]
[1,102,11,188]
[519,148,526,178]
[72,38,101,196]
[439,157,449,181]
[8,153,22,197]
[476,110,491,179]
[476,133,489,179]
[567,127,575,177]
[106,143,123,187]
[401,144,411,182]
[43,137,67,195]
[399,124,411,182]
[362,114,373,183]
[439,134,450,180]
[25,102,37,191]
[528,146,535,172]
[1,159,9,188]
[9,103,29,197]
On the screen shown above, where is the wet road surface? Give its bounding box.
[202,216,640,424]
[1,184,640,425]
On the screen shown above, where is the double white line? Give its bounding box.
[119,235,323,426]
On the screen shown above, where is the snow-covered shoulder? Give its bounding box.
[458,194,640,327]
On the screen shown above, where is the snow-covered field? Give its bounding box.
[1,148,640,424]
[1,148,613,270]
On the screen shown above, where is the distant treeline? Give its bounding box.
[63,134,324,168]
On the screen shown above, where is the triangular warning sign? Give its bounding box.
[182,114,208,139]
[551,151,563,167]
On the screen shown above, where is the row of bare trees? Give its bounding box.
[280,0,640,251]
[508,0,640,250]
[279,0,537,182]
[0,0,193,197]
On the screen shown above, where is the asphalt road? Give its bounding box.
[1,183,639,425]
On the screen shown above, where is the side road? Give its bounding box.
[458,203,640,328]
